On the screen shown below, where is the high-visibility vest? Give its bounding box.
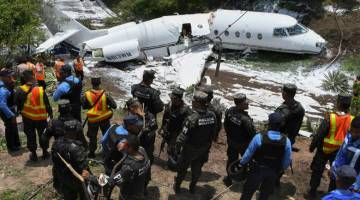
[20,85,48,121]
[73,59,84,71]
[323,113,354,154]
[54,61,65,79]
[85,90,113,123]
[34,63,45,81]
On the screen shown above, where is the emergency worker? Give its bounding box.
[329,116,360,192]
[223,93,256,186]
[82,77,117,158]
[73,56,84,81]
[160,87,191,163]
[0,68,21,152]
[308,94,354,197]
[275,84,305,151]
[54,57,65,81]
[131,69,164,118]
[34,57,46,89]
[15,70,53,161]
[239,112,292,200]
[173,91,217,194]
[53,64,82,121]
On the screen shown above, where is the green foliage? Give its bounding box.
[0,0,44,65]
[321,70,350,93]
[342,54,360,74]
[329,0,360,11]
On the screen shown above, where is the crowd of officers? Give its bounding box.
[0,56,360,200]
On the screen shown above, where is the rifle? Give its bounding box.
[82,90,106,128]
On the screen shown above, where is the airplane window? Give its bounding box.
[225,31,229,36]
[257,33,263,40]
[197,24,203,29]
[273,28,287,37]
[235,31,240,38]
[246,32,251,39]
[287,24,308,36]
[214,30,218,35]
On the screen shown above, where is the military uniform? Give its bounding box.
[139,112,158,164]
[42,100,87,150]
[160,88,191,158]
[0,69,21,151]
[131,70,164,117]
[308,94,353,196]
[51,137,89,200]
[275,84,305,145]
[174,91,217,193]
[201,87,222,140]
[223,94,256,185]
[82,77,117,157]
[53,65,82,121]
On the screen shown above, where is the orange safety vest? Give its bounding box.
[85,90,113,123]
[322,113,354,154]
[73,59,84,72]
[54,60,65,79]
[20,85,48,121]
[34,63,45,81]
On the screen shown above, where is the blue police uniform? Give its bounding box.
[322,189,360,200]
[0,80,20,151]
[101,125,129,154]
[331,133,360,191]
[240,130,292,200]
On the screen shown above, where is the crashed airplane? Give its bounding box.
[37,3,326,63]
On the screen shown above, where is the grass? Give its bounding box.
[341,54,360,75]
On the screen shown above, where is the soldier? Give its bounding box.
[0,68,21,152]
[125,98,158,164]
[90,134,151,199]
[15,70,53,161]
[239,112,292,200]
[42,100,87,150]
[82,77,117,158]
[308,94,354,198]
[53,64,82,121]
[51,136,90,200]
[223,93,256,186]
[160,87,191,165]
[275,84,305,151]
[200,86,222,141]
[131,69,164,119]
[173,91,217,194]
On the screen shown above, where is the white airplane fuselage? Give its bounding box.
[39,4,326,62]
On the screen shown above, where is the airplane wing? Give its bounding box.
[35,29,80,53]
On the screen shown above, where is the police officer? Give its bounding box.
[239,112,292,200]
[323,165,360,200]
[96,134,151,199]
[308,94,353,197]
[131,69,164,118]
[53,64,82,121]
[173,91,217,194]
[200,86,222,141]
[160,87,191,161]
[275,84,305,151]
[329,116,360,192]
[15,70,53,161]
[0,68,21,152]
[82,77,117,158]
[42,99,87,150]
[51,136,90,200]
[223,93,256,186]
[125,98,158,164]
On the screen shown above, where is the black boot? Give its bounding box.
[189,181,196,194]
[173,178,181,194]
[223,176,232,187]
[29,151,38,162]
[42,149,50,159]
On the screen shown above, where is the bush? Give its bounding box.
[321,70,350,93]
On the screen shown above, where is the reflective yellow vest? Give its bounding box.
[323,113,354,154]
[85,90,113,123]
[20,85,48,121]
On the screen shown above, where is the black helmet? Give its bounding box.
[167,154,179,172]
[227,159,250,182]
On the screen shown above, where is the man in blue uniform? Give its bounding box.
[53,64,82,121]
[329,116,360,192]
[239,112,292,200]
[0,68,21,152]
[322,165,360,200]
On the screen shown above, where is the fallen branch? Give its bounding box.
[210,183,239,200]
[25,178,53,200]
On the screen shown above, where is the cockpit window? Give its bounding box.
[287,24,308,36]
[273,28,287,37]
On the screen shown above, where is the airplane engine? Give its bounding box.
[92,39,140,62]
